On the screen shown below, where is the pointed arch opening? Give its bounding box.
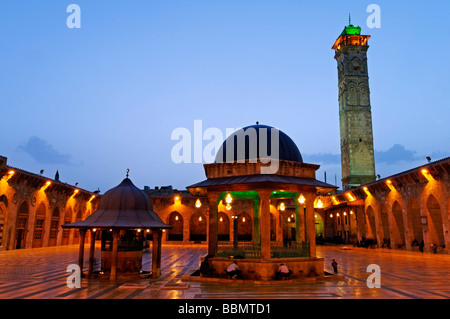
[407,198,422,247]
[167,211,183,241]
[392,201,405,248]
[189,211,206,242]
[366,205,377,240]
[15,201,29,249]
[426,195,445,248]
[48,207,60,246]
[32,203,46,248]
[218,212,230,241]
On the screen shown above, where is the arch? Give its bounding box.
[15,201,29,249]
[407,198,422,246]
[167,211,183,241]
[32,203,46,248]
[62,208,72,245]
[426,195,445,247]
[48,207,60,246]
[189,211,206,242]
[237,211,252,241]
[391,201,405,248]
[218,212,230,241]
[281,210,295,244]
[0,203,5,247]
[0,194,8,208]
[366,205,376,240]
[72,209,83,245]
[270,213,276,241]
[380,208,390,246]
[314,213,324,239]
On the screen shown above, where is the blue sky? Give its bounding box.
[1,1,449,193]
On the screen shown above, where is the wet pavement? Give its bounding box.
[0,243,449,299]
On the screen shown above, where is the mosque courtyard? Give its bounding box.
[0,244,449,299]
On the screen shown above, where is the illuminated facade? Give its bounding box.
[322,158,450,254]
[0,156,98,250]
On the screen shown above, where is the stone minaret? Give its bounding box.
[332,19,376,189]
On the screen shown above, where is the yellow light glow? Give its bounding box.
[315,198,323,208]
[346,192,355,201]
[146,229,150,233]
[226,203,232,211]
[40,181,52,191]
[225,193,232,204]
[198,216,202,222]
[287,217,291,222]
[350,210,353,215]
[90,195,96,201]
[298,194,306,204]
[421,169,428,174]
[175,215,179,221]
[330,214,333,218]
[343,212,347,216]
[137,229,141,233]
[93,228,97,232]
[175,196,180,202]
[195,198,202,208]
[242,217,246,222]
[279,202,285,211]
[74,189,79,194]
[219,217,223,222]
[8,170,15,175]
[386,180,392,184]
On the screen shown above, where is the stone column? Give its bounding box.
[305,193,316,257]
[295,199,306,243]
[252,198,260,246]
[78,228,86,277]
[110,230,119,281]
[152,229,162,278]
[420,204,431,253]
[206,192,220,256]
[88,229,96,276]
[258,190,271,260]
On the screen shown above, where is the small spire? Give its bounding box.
[126,168,130,178]
[349,13,351,25]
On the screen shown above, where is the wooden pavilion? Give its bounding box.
[62,176,172,280]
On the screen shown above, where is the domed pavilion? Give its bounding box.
[62,176,172,280]
[187,124,337,280]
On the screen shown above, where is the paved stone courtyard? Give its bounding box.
[0,244,449,299]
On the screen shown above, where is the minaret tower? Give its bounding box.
[332,18,376,189]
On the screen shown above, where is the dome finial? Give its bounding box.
[256,121,259,125]
[126,168,130,178]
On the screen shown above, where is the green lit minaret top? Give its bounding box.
[341,14,361,35]
[332,14,369,50]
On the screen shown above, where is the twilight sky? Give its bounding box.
[1,0,449,193]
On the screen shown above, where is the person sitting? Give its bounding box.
[226,261,240,279]
[200,256,214,277]
[276,263,291,280]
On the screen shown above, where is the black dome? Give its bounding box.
[214,124,303,164]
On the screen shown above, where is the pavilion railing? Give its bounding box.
[216,241,310,258]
